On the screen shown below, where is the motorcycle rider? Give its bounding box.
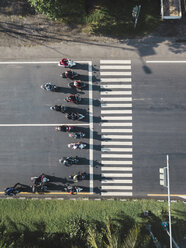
[60,58,68,66]
[74,80,81,88]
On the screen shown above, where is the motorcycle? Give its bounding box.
[31,174,49,193]
[68,80,86,90]
[50,105,68,113]
[65,94,81,104]
[65,112,85,121]
[59,156,79,166]
[68,142,86,149]
[69,172,87,182]
[68,132,85,139]
[41,83,58,91]
[64,184,83,194]
[61,70,78,79]
[55,125,74,132]
[58,58,76,68]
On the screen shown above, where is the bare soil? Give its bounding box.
[0,0,186,48]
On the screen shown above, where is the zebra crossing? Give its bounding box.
[100,60,133,196]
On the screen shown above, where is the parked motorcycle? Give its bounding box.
[65,94,81,104]
[65,112,85,121]
[59,156,79,166]
[68,132,85,139]
[50,105,68,113]
[55,125,74,132]
[58,58,76,68]
[41,83,58,91]
[61,70,78,79]
[68,142,86,149]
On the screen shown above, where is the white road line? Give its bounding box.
[101,148,133,152]
[146,61,186,63]
[101,192,133,196]
[0,123,89,127]
[102,167,133,171]
[101,123,132,127]
[100,65,131,70]
[100,85,132,89]
[100,60,131,64]
[101,185,133,190]
[101,91,132,95]
[101,103,132,108]
[101,161,132,165]
[88,61,94,194]
[101,154,133,158]
[102,135,132,139]
[101,116,132,120]
[101,141,132,146]
[101,110,132,114]
[0,61,58,64]
[0,60,90,64]
[101,97,132,102]
[102,179,132,183]
[101,129,132,133]
[102,173,132,177]
[101,72,131,76]
[101,78,132,82]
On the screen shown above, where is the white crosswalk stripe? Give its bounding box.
[101,78,132,82]
[101,154,133,158]
[101,167,133,171]
[101,135,132,139]
[101,103,132,108]
[100,84,132,89]
[101,91,132,95]
[101,117,132,121]
[101,123,132,127]
[102,179,132,183]
[100,65,131,70]
[101,110,132,114]
[101,148,133,152]
[100,60,131,64]
[101,160,133,164]
[100,59,133,196]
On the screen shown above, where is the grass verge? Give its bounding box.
[0,199,186,247]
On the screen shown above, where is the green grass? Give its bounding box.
[0,199,186,247]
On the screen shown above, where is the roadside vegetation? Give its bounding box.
[28,0,161,37]
[0,199,186,247]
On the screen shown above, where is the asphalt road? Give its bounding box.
[0,58,186,198]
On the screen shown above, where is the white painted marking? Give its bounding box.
[101,185,133,190]
[101,110,132,114]
[101,117,132,121]
[102,173,132,177]
[102,179,132,183]
[0,60,89,64]
[101,161,133,165]
[101,129,132,133]
[102,135,132,139]
[100,65,131,70]
[100,85,132,89]
[101,148,133,152]
[101,192,133,196]
[101,72,131,76]
[101,103,132,108]
[0,123,89,127]
[100,60,131,64]
[101,97,132,102]
[88,61,94,194]
[101,78,132,82]
[101,123,132,127]
[101,91,132,95]
[101,141,132,146]
[146,61,186,63]
[101,154,133,158]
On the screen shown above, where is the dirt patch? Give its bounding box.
[0,0,186,47]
